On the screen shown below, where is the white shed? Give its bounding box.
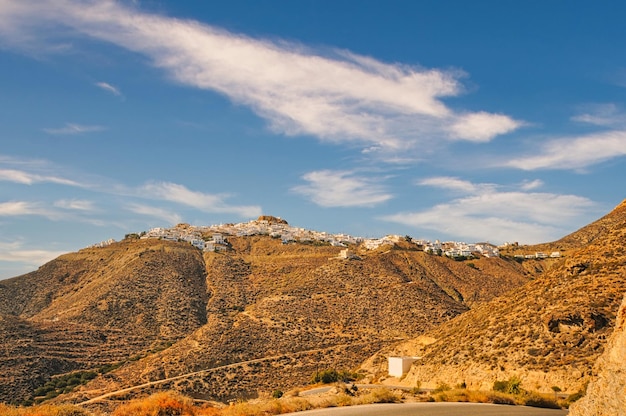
[388,356,420,377]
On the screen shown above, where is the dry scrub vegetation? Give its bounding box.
[0,388,402,416]
[0,384,574,416]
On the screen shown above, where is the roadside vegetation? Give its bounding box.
[1,375,582,415]
[428,377,581,409]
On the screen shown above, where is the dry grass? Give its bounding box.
[0,386,559,416]
[111,391,220,416]
[0,403,91,416]
[431,388,560,408]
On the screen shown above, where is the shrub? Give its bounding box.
[522,392,561,409]
[433,382,452,393]
[310,369,339,384]
[0,403,91,416]
[112,391,196,416]
[486,391,516,405]
[310,368,358,384]
[493,376,522,395]
[271,390,283,399]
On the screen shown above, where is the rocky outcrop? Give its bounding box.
[569,294,626,416]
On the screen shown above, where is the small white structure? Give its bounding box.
[212,234,225,244]
[388,356,420,377]
[338,249,358,259]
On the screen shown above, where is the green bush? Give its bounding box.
[310,369,359,384]
[493,376,522,395]
[272,389,284,399]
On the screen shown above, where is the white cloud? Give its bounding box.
[43,123,105,135]
[126,203,182,225]
[571,103,626,128]
[141,182,261,218]
[505,130,626,170]
[95,81,122,96]
[0,200,83,221]
[520,179,543,191]
[53,199,95,211]
[0,241,66,266]
[449,112,522,142]
[0,168,81,186]
[292,170,392,207]
[0,0,521,154]
[417,177,493,194]
[382,177,595,244]
[0,201,43,216]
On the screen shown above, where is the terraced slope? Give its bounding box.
[0,239,208,404]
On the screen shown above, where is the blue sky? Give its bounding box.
[1,0,626,279]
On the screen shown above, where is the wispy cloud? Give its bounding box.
[383,177,595,244]
[95,81,122,97]
[141,182,261,218]
[126,203,182,225]
[520,179,543,191]
[505,130,626,171]
[292,170,392,207]
[43,123,105,135]
[0,241,66,266]
[571,103,626,127]
[0,168,81,186]
[0,0,521,156]
[53,199,95,211]
[0,201,44,216]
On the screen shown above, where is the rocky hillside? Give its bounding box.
[569,293,626,416]
[0,228,527,405]
[373,200,626,396]
[0,239,208,404]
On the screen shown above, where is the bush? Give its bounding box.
[112,391,196,416]
[433,382,452,393]
[310,368,358,384]
[354,388,400,405]
[0,403,91,416]
[310,369,339,384]
[271,390,283,399]
[493,376,522,395]
[522,392,561,409]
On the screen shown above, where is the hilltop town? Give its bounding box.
[92,215,502,259]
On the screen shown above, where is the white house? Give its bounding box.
[338,249,359,260]
[388,356,420,377]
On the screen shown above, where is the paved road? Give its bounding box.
[281,402,568,416]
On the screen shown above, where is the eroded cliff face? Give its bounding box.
[569,294,626,416]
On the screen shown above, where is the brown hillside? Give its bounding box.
[376,199,626,395]
[0,239,208,404]
[0,231,528,406]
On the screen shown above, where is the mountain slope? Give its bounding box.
[569,293,626,415]
[377,199,626,395]
[0,228,529,404]
[0,239,208,404]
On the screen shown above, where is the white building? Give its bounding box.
[388,356,420,377]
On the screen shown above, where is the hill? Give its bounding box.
[569,293,626,415]
[371,199,626,395]
[0,223,528,406]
